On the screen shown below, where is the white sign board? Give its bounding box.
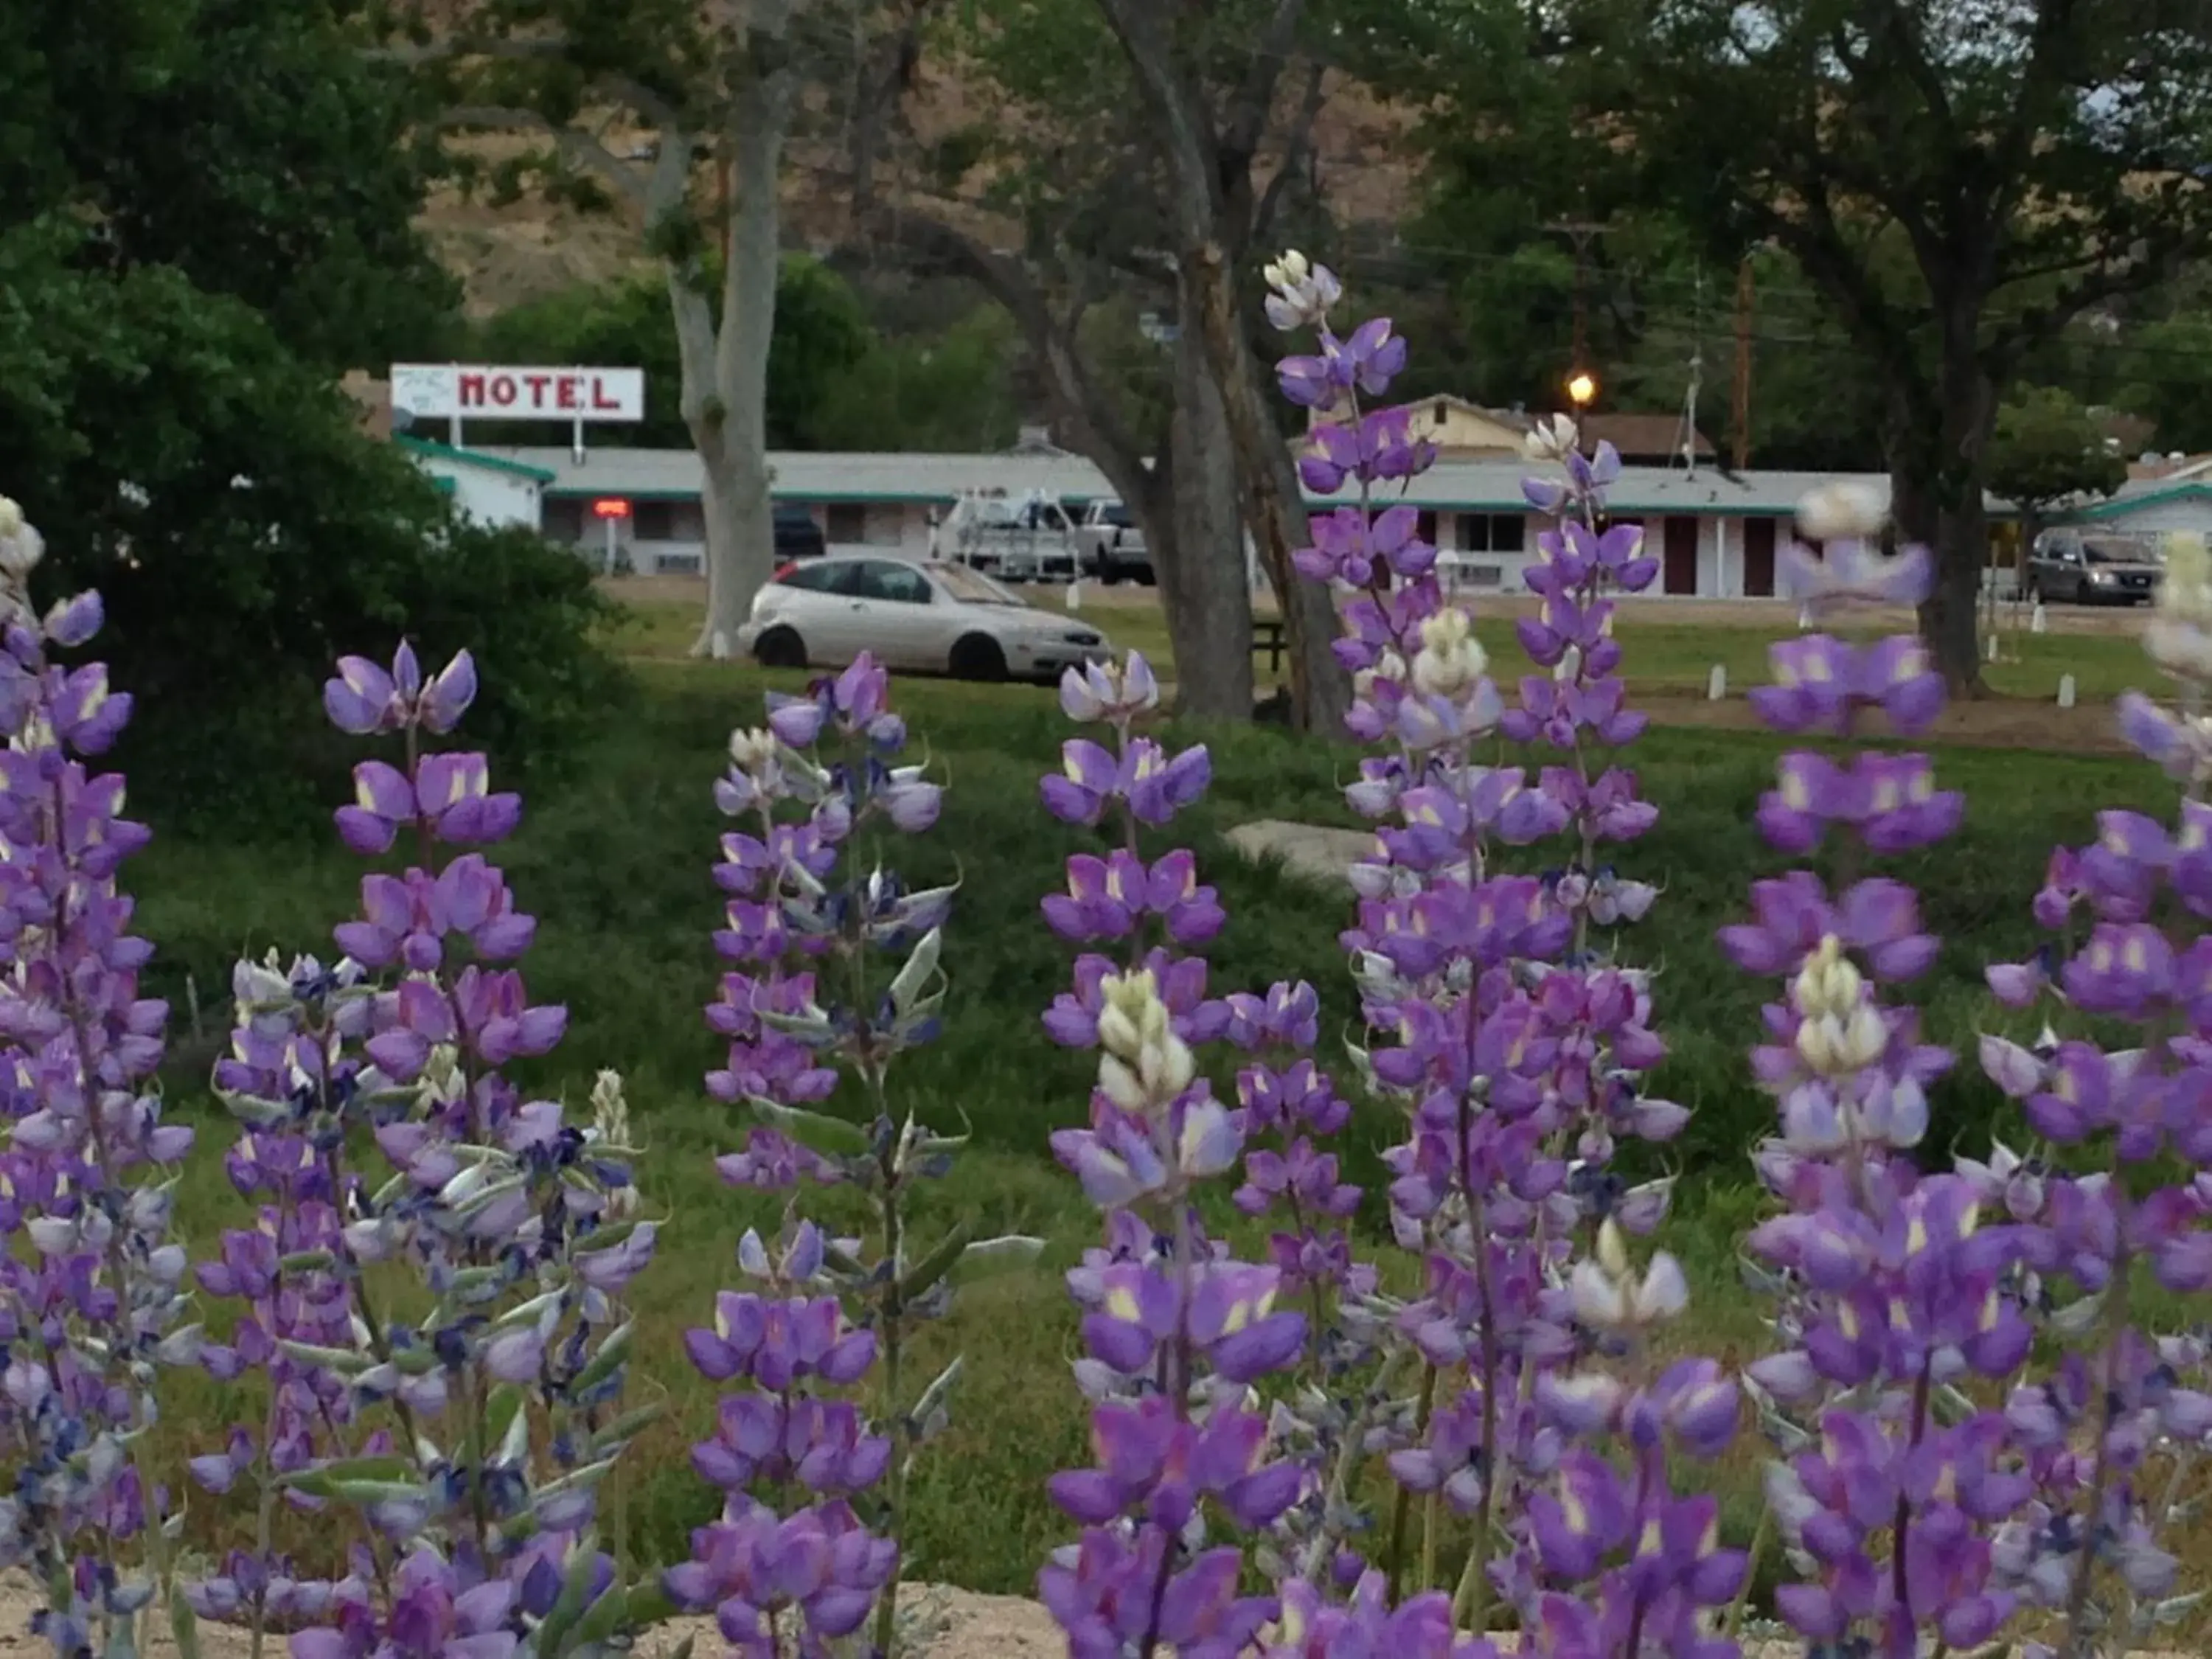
[390,364,645,422]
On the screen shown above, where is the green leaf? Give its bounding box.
[952,1234,1046,1286]
[277,1455,417,1498]
[910,1354,964,1425]
[532,1530,605,1655]
[326,1478,433,1504]
[568,1583,633,1649]
[745,1098,869,1157]
[569,1319,633,1397]
[492,1289,566,1332]
[914,1107,974,1158]
[895,1220,973,1302]
[587,1400,667,1455]
[276,1336,376,1380]
[887,927,942,1015]
[621,1583,678,1630]
[167,1585,201,1659]
[490,1385,530,1467]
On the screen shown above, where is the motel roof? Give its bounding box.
[2059,476,2212,523]
[479,445,2010,518]
[399,437,557,483]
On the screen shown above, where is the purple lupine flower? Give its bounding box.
[0,508,203,1655]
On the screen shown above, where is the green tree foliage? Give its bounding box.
[0,0,616,832]
[2112,311,2212,456]
[465,258,1018,451]
[804,309,1024,451]
[1987,386,2130,524]
[1449,0,2212,685]
[0,0,459,369]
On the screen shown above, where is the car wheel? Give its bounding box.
[949,633,1008,683]
[754,627,807,669]
[1135,566,1157,588]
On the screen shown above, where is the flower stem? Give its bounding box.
[1725,1498,1772,1641]
[870,1085,907,1658]
[1383,1363,1438,1601]
[1295,1349,1407,1583]
[2063,1245,2135,1658]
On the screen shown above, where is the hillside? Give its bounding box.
[416,67,1421,315]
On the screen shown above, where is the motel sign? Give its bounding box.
[389,364,646,459]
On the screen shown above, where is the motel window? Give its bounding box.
[632,500,676,541]
[1457,513,1527,554]
[1416,510,1438,546]
[827,502,869,544]
[541,498,585,543]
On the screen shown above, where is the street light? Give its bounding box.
[1566,370,1599,409]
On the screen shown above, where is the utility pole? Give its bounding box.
[1731,254,1754,470]
[1547,218,1607,392]
[1674,268,1705,475]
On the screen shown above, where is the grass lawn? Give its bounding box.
[606,579,2159,705]
[128,648,2197,1609]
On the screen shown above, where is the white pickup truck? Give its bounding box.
[1077,501,1154,585]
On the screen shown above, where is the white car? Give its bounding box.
[737,554,1116,683]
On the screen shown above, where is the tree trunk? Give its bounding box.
[1164,300,1256,719]
[1895,319,1999,691]
[690,39,793,658]
[1187,240,1349,734]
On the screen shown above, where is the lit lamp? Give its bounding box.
[1566,370,1599,411]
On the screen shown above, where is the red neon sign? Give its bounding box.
[591,498,630,519]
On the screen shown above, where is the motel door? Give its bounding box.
[1663,516,1698,595]
[1742,518,1777,597]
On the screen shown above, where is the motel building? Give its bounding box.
[445,442,1915,599]
[356,369,2212,595]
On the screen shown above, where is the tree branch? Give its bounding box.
[866,206,1156,496]
[438,104,655,213]
[1223,0,1310,162]
[1251,60,1326,247]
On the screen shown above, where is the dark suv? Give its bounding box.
[2026,530,2161,605]
[773,504,827,562]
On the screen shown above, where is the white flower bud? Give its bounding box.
[1569,1259,1629,1328]
[1137,1032,1195,1102]
[1523,415,1579,462]
[728,727,778,768]
[1795,1015,1840,1075]
[1410,608,1486,698]
[1096,1004,1143,1060]
[1796,482,1887,543]
[1596,1217,1630,1277]
[1630,1253,1689,1323]
[1097,1054,1149,1114]
[1839,1003,1889,1071]
[0,498,20,539]
[590,1068,632,1149]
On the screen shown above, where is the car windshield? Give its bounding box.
[2085,542,2152,565]
[931,564,1026,606]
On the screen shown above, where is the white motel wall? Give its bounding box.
[405,442,2197,599]
[397,439,552,530]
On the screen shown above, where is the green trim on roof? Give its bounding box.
[397,436,557,483]
[429,477,456,495]
[2065,481,2212,522]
